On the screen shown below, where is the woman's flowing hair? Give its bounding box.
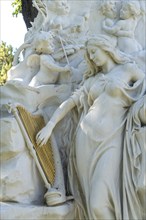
[83,35,131,80]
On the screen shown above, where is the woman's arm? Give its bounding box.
[36,97,76,146]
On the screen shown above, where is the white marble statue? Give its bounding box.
[100,1,117,25]
[8,29,85,89]
[36,35,146,220]
[28,32,71,87]
[123,94,146,220]
[1,1,146,220]
[31,0,90,42]
[33,0,70,32]
[102,1,143,53]
[100,0,118,46]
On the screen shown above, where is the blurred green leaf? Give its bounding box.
[0,42,15,85]
[11,0,22,17]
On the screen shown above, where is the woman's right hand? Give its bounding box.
[36,121,55,147]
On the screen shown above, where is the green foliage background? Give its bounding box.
[0,42,14,85]
[0,0,22,85]
[12,0,22,17]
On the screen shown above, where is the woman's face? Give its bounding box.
[87,45,109,66]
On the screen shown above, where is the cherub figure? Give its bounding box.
[100,0,117,26]
[32,0,90,40]
[8,31,70,86]
[32,0,70,32]
[29,31,70,87]
[100,0,118,46]
[102,1,142,53]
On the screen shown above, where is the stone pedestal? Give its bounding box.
[0,202,75,220]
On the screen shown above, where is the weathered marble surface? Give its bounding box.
[1,202,74,220]
[0,1,146,219]
[0,115,45,204]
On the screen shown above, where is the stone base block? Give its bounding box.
[0,201,75,220]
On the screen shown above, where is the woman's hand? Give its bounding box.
[36,121,55,147]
